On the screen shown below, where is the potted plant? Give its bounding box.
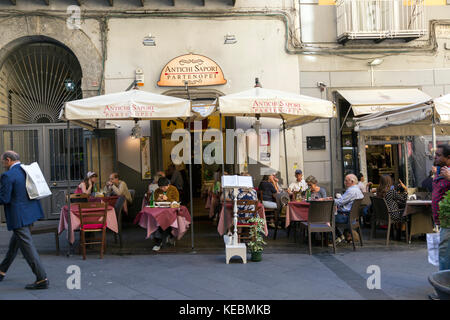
[439,190,450,229]
[247,216,267,262]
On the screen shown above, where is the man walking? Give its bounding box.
[0,151,49,289]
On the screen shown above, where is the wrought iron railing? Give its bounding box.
[336,0,427,42]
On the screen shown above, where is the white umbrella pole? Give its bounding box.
[282,120,289,188]
[66,120,72,257]
[432,103,437,158]
[188,118,195,251]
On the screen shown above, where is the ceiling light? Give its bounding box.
[143,34,156,46]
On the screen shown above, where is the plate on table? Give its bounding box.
[155,202,171,207]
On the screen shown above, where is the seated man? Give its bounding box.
[154,177,179,203]
[151,177,180,252]
[334,174,364,243]
[103,173,132,204]
[287,169,308,196]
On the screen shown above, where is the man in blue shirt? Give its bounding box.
[0,151,48,289]
[334,174,364,243]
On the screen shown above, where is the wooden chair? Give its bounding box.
[69,193,89,203]
[335,199,363,251]
[236,199,258,243]
[30,221,60,255]
[77,202,108,260]
[370,196,408,246]
[299,200,335,255]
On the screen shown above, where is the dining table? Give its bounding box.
[217,201,269,237]
[134,205,191,240]
[402,200,434,243]
[285,201,310,228]
[89,195,128,214]
[58,204,118,244]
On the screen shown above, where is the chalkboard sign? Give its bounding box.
[307,136,326,150]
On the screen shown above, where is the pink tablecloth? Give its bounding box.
[89,196,128,214]
[285,201,310,228]
[58,205,118,244]
[217,202,268,237]
[134,206,191,240]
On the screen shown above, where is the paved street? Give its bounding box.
[0,225,438,300]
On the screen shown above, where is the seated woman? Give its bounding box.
[376,175,408,224]
[258,175,278,228]
[305,175,327,199]
[74,171,98,196]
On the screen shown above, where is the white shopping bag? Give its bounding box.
[426,232,440,267]
[20,162,52,200]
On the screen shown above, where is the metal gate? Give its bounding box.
[0,123,84,220]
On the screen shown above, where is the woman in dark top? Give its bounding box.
[258,175,278,208]
[377,175,407,223]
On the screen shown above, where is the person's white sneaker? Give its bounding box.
[152,245,161,251]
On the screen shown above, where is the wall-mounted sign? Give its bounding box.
[307,136,326,150]
[157,54,227,87]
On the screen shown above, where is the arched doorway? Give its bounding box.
[0,40,82,124]
[0,37,85,220]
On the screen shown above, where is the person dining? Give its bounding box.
[151,177,180,252]
[75,171,98,196]
[103,173,133,204]
[357,172,372,193]
[334,174,364,244]
[305,175,327,199]
[287,169,308,196]
[154,177,179,203]
[376,174,407,224]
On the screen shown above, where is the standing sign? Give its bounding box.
[158,54,227,87]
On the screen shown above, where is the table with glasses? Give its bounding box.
[403,200,434,243]
[134,205,191,240]
[89,195,128,214]
[58,204,118,244]
[217,201,268,237]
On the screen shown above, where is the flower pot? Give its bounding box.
[251,251,262,262]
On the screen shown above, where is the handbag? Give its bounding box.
[20,162,52,200]
[426,232,440,266]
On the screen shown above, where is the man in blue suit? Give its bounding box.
[0,150,49,289]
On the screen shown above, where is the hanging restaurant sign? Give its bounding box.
[157,54,227,87]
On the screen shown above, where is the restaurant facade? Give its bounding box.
[1,0,450,222]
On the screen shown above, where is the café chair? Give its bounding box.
[335,199,363,251]
[68,193,88,203]
[77,202,108,260]
[30,221,60,255]
[299,200,335,255]
[236,199,258,243]
[370,196,409,246]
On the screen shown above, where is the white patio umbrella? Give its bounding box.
[217,84,335,187]
[59,89,195,254]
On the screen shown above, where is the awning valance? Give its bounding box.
[355,94,450,136]
[337,88,432,116]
